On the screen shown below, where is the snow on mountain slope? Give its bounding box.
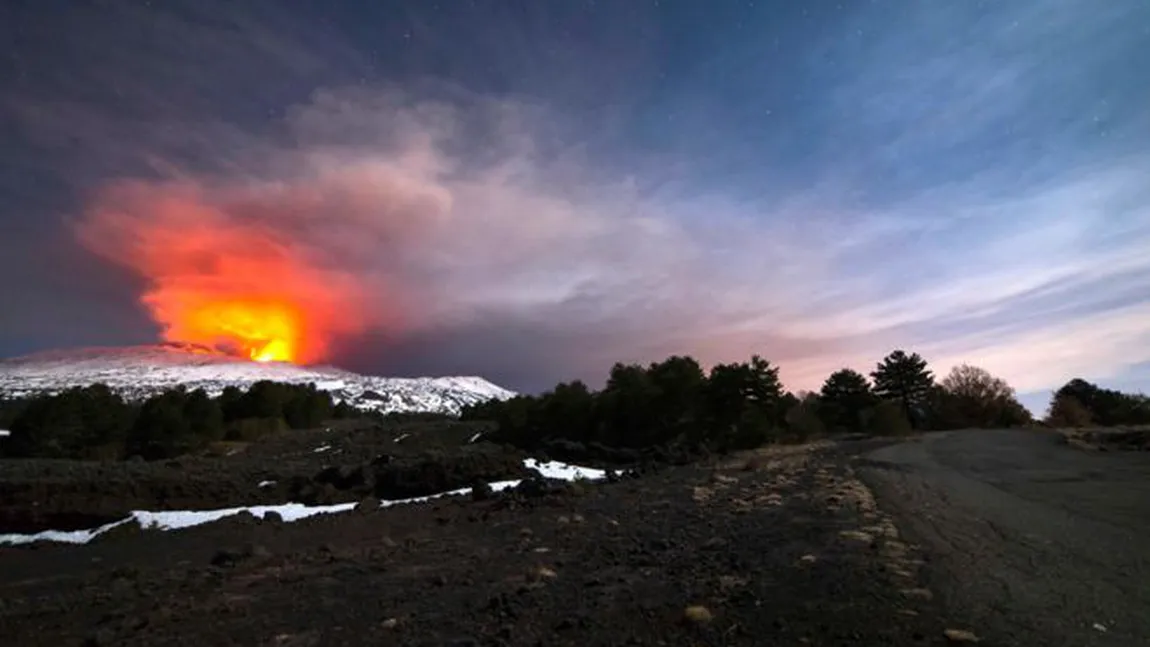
[0,344,516,415]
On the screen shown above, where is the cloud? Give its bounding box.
[2,0,1148,399]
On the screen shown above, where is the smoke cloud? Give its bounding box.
[71,88,818,376]
[5,0,1146,406]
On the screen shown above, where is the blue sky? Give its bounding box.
[1,0,1147,415]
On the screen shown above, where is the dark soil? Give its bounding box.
[0,442,955,646]
[0,421,529,533]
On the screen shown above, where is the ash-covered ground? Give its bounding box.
[0,424,960,646]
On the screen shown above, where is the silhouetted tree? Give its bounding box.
[863,399,913,436]
[938,364,1031,428]
[1045,392,1093,428]
[539,380,597,444]
[7,385,135,459]
[1052,378,1150,427]
[871,350,934,429]
[645,356,707,445]
[127,389,189,459]
[818,369,878,433]
[784,392,825,441]
[704,356,783,450]
[282,383,334,429]
[595,362,659,447]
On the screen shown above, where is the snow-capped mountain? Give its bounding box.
[0,344,516,415]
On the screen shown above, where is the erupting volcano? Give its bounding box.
[160,297,304,363]
[74,181,375,365]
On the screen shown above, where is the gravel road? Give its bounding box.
[856,429,1150,647]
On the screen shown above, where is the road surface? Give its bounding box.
[856,429,1150,647]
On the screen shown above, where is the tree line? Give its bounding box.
[1045,378,1150,428]
[462,349,1146,454]
[0,381,360,461]
[1,349,1145,462]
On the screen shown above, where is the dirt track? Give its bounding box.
[857,429,1150,647]
[0,444,954,647]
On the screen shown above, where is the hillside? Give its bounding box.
[0,344,514,415]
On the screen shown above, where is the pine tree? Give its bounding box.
[870,350,934,429]
[818,368,877,433]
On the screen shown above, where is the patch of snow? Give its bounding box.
[524,458,609,481]
[0,429,9,437]
[0,458,606,546]
[394,433,410,443]
[468,432,483,443]
[257,480,276,488]
[312,444,331,453]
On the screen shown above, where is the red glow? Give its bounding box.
[76,182,373,364]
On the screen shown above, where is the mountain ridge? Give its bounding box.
[0,344,515,415]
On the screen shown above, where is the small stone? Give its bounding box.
[381,618,399,630]
[839,530,874,542]
[471,480,493,501]
[798,554,818,564]
[519,527,533,537]
[703,537,727,550]
[901,587,934,600]
[943,629,979,643]
[571,513,585,523]
[355,497,380,514]
[210,548,242,567]
[534,566,558,580]
[718,575,748,591]
[683,605,713,624]
[557,515,571,524]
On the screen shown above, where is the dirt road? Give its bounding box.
[856,430,1150,647]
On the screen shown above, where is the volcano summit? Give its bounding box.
[0,344,514,416]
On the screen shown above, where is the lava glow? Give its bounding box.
[76,182,374,365]
[179,299,303,363]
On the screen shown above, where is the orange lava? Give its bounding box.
[76,181,372,364]
[168,298,303,363]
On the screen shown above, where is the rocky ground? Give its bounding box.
[0,420,527,533]
[0,436,969,647]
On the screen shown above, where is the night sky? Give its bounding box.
[2,0,1148,414]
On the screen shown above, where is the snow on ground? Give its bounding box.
[0,429,9,437]
[524,458,608,481]
[0,459,611,546]
[312,444,331,453]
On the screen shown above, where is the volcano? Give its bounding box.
[0,344,515,415]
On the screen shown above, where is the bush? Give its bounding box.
[225,417,290,442]
[784,399,825,442]
[863,400,913,436]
